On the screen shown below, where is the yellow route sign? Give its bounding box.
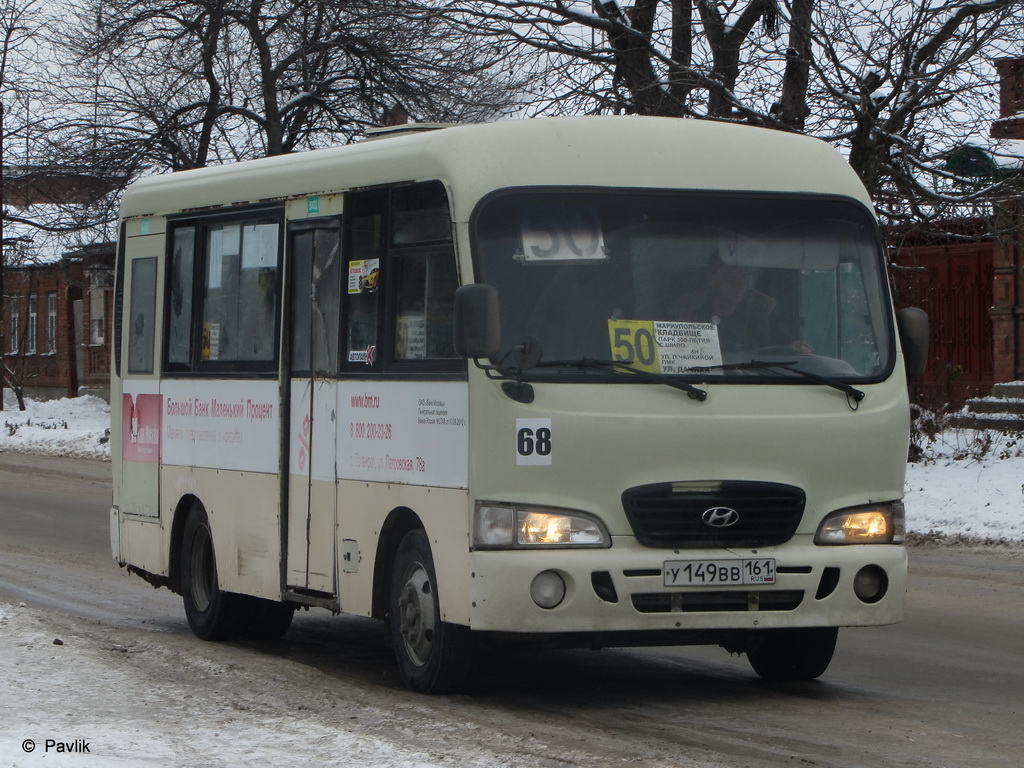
[607,319,722,373]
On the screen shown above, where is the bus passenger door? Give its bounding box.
[286,220,342,596]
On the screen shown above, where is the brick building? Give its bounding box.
[988,58,1024,385]
[2,243,114,400]
[2,162,118,402]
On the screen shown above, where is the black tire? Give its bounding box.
[746,627,839,681]
[389,529,475,694]
[243,597,295,641]
[180,504,245,641]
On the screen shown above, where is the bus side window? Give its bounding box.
[341,182,460,370]
[342,191,387,368]
[166,226,196,367]
[200,216,281,365]
[390,182,458,362]
[127,257,158,374]
[393,250,459,360]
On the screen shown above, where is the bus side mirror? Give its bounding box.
[454,284,501,359]
[896,307,929,378]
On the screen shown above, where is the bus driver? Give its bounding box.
[669,255,812,355]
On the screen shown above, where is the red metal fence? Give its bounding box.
[889,243,994,409]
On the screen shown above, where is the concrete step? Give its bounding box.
[991,381,1024,400]
[952,383,1024,431]
[962,398,1024,416]
[949,413,1024,432]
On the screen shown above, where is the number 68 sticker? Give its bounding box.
[516,418,553,466]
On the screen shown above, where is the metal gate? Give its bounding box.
[889,243,994,409]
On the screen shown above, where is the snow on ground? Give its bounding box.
[0,601,482,768]
[0,395,111,461]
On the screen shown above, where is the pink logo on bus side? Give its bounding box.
[123,393,162,463]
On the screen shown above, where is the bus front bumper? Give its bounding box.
[465,537,907,635]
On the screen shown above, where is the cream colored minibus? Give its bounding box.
[111,116,928,693]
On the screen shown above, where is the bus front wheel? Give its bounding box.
[244,597,295,640]
[389,529,475,694]
[181,504,245,641]
[745,627,838,681]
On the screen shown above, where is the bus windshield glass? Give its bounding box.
[473,190,893,382]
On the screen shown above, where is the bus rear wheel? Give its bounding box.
[181,504,245,641]
[745,627,839,681]
[389,529,475,694]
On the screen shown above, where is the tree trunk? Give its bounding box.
[773,0,813,131]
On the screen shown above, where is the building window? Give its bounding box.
[46,293,57,354]
[9,299,19,354]
[90,288,106,345]
[27,294,37,354]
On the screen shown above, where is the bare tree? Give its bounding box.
[48,0,543,172]
[1,0,45,409]
[450,0,1024,233]
[808,1,1024,232]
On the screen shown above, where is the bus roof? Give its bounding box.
[118,116,873,222]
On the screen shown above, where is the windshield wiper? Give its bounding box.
[537,358,707,401]
[688,359,865,403]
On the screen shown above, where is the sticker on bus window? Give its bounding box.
[202,322,221,361]
[608,319,722,372]
[348,345,376,365]
[396,316,427,359]
[515,205,607,264]
[348,259,380,294]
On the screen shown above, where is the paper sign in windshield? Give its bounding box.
[516,205,606,263]
[608,319,722,372]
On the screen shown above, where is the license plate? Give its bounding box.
[663,558,776,587]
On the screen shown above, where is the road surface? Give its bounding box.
[0,452,1020,767]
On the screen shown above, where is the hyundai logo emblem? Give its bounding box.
[701,506,740,528]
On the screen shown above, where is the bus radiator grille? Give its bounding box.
[621,480,806,548]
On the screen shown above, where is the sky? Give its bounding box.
[0,392,1020,766]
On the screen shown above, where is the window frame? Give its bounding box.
[162,204,285,377]
[127,257,159,375]
[27,293,37,355]
[468,186,896,385]
[340,182,465,380]
[9,298,19,354]
[46,293,57,355]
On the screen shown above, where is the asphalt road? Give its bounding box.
[0,452,1021,767]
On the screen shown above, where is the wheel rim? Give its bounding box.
[397,560,436,667]
[189,524,216,613]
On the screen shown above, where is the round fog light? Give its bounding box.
[853,565,888,604]
[530,570,566,609]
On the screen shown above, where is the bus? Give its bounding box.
[110,116,928,693]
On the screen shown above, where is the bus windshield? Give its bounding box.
[473,190,893,382]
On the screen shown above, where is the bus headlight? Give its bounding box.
[473,503,610,549]
[814,501,905,545]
